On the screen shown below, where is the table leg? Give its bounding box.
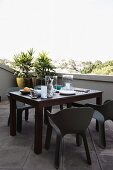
[10,96,16,136]
[96,94,102,131]
[96,95,102,105]
[34,105,43,154]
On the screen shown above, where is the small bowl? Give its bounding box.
[54,85,63,90]
[20,89,30,95]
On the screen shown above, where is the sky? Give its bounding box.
[0,0,113,62]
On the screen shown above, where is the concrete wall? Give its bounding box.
[0,65,113,103]
[57,73,113,104]
[0,64,16,100]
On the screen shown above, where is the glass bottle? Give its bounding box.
[47,77,54,98]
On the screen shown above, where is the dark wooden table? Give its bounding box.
[9,88,102,154]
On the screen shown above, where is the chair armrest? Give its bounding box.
[85,103,102,111]
[47,110,62,137]
[93,110,104,122]
[72,103,84,107]
[48,117,62,137]
[104,100,112,104]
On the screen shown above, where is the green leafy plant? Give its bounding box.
[12,48,34,78]
[34,51,56,79]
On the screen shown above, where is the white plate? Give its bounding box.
[59,90,76,95]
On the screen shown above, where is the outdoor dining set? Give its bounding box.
[8,75,113,169]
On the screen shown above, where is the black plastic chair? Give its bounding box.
[72,102,105,148]
[7,87,34,132]
[45,107,94,169]
[84,99,113,148]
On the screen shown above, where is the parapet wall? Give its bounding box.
[57,73,113,104]
[0,64,16,100]
[0,66,113,103]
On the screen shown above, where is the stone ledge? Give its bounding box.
[57,73,113,83]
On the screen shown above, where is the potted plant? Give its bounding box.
[12,48,34,88]
[33,51,56,85]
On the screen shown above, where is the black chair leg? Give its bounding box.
[25,109,29,121]
[60,105,63,110]
[67,103,72,108]
[82,133,91,165]
[98,122,106,148]
[44,106,52,124]
[76,133,82,146]
[45,124,52,150]
[17,110,22,133]
[54,135,62,169]
[96,120,99,132]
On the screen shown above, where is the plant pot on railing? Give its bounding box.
[32,76,37,88]
[16,77,25,88]
[24,78,33,88]
[16,77,33,88]
[12,48,34,88]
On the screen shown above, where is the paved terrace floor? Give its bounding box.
[0,101,113,170]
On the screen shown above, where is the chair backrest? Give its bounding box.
[48,107,94,135]
[7,87,24,107]
[100,100,113,120]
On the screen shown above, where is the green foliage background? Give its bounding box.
[81,60,113,75]
[1,51,113,75]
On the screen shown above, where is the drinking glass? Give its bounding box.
[41,85,47,98]
[45,76,51,86]
[62,75,73,90]
[53,76,57,90]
